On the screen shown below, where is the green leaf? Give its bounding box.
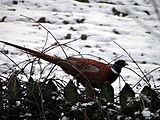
[85,80,95,98]
[140,86,160,112]
[141,86,157,98]
[120,84,135,117]
[101,82,114,102]
[25,77,37,97]
[64,80,78,102]
[7,71,21,105]
[120,83,135,108]
[42,79,58,102]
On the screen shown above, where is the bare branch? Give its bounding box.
[20,14,68,58]
[113,41,150,87]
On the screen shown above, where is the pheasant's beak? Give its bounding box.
[125,62,128,66]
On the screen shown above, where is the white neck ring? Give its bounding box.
[111,66,119,74]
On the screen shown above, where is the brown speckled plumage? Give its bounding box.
[0,41,127,88]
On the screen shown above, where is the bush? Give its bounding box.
[0,69,160,119]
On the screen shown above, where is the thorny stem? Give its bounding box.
[132,66,160,89]
[0,51,28,79]
[20,14,68,59]
[109,55,124,64]
[41,35,90,58]
[20,15,91,60]
[125,67,146,81]
[113,41,151,87]
[45,64,57,79]
[63,44,84,58]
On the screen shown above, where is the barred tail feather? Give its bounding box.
[0,41,59,64]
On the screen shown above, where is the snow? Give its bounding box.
[0,0,160,95]
[142,108,152,119]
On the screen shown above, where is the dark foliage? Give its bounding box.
[0,71,159,119]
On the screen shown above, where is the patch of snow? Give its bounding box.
[142,108,152,119]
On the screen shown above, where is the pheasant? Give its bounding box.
[0,41,127,88]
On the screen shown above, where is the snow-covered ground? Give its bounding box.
[0,0,160,93]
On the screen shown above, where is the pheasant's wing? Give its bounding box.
[67,57,114,84]
[67,57,101,72]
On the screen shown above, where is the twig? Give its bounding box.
[41,35,90,58]
[109,55,124,64]
[20,14,68,58]
[132,66,160,89]
[42,31,49,51]
[152,0,160,20]
[45,64,57,79]
[119,75,127,84]
[74,53,109,64]
[125,67,146,81]
[63,35,90,45]
[113,41,150,87]
[62,44,84,58]
[0,51,29,79]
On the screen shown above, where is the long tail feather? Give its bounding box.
[0,41,59,63]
